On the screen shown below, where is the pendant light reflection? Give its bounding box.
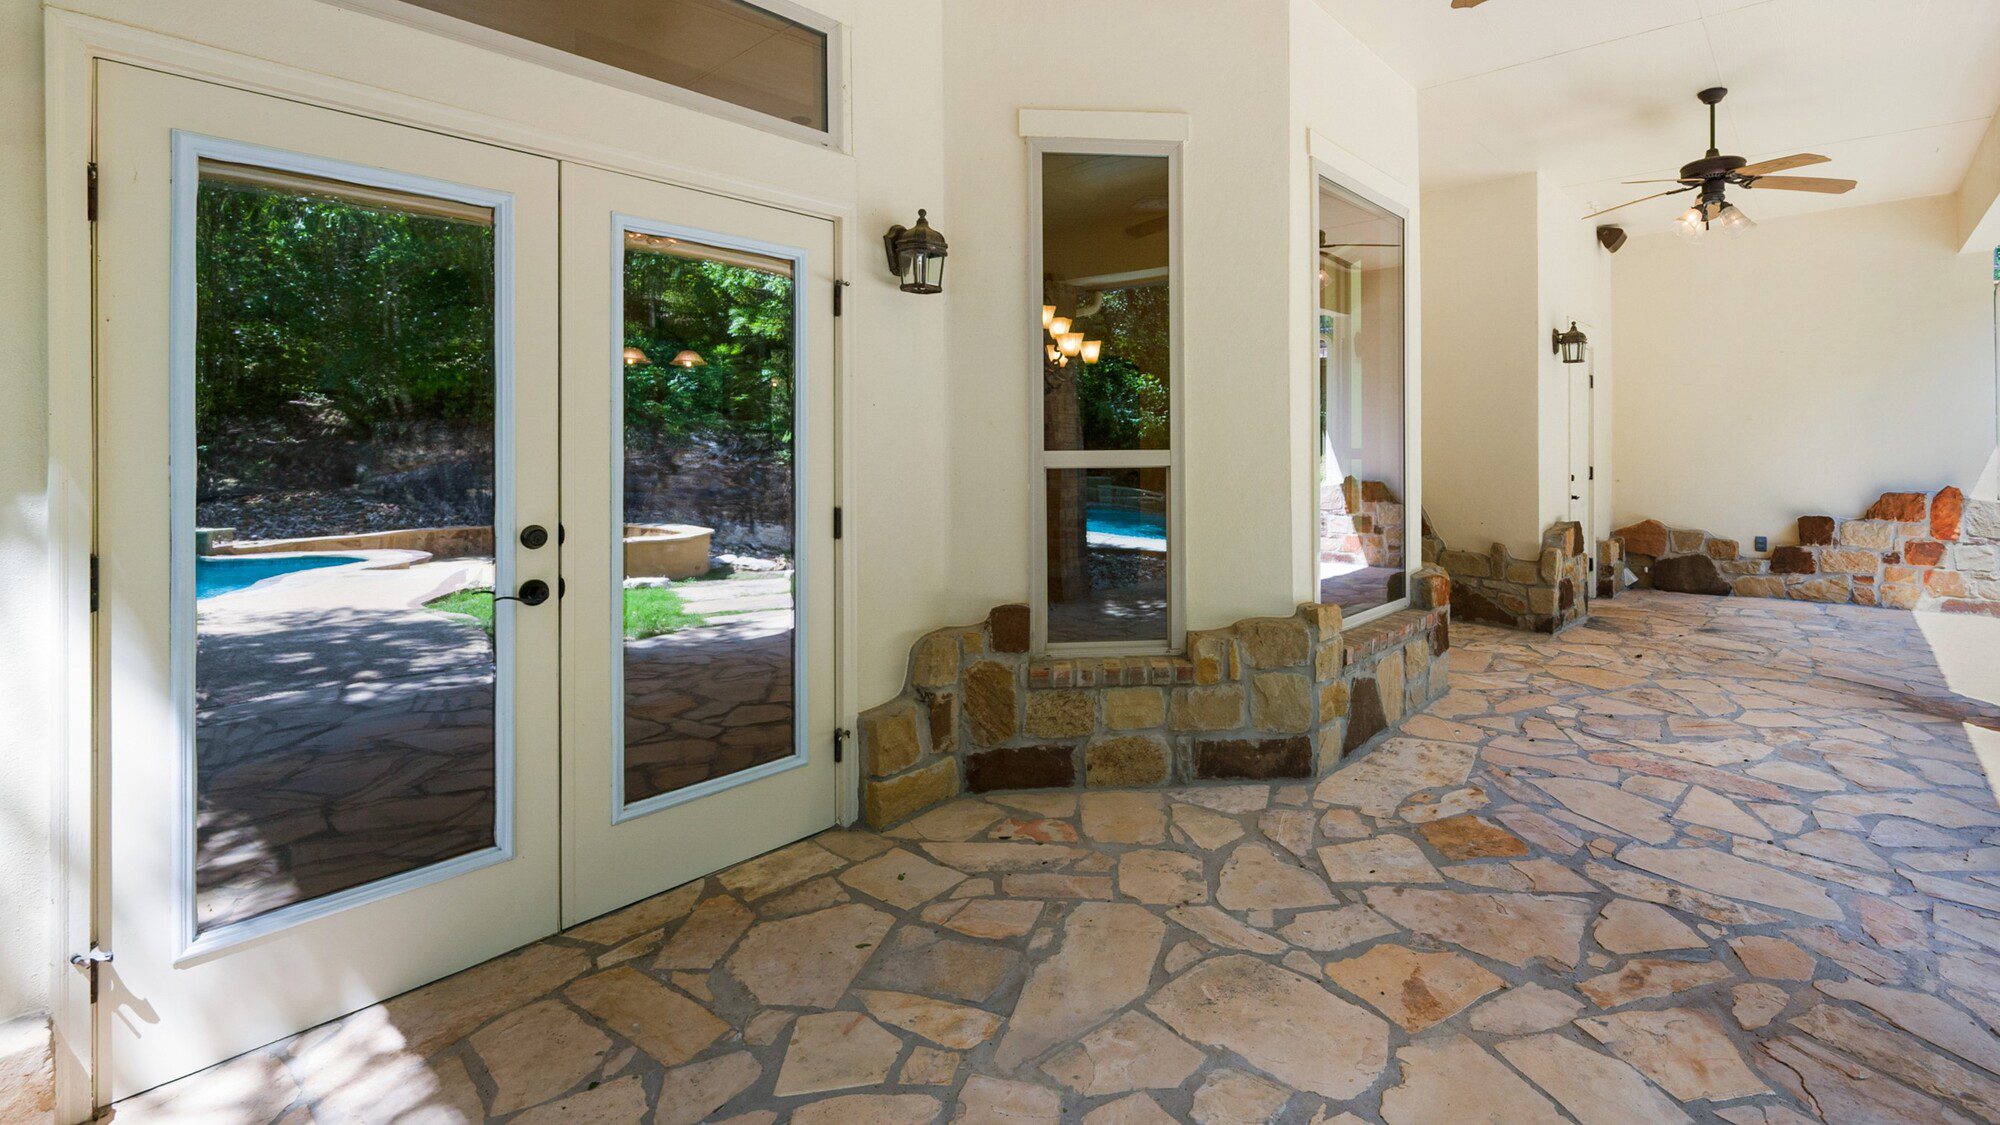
[622,346,651,367]
[670,349,707,368]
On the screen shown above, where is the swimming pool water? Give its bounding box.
[197,554,363,599]
[1085,505,1166,547]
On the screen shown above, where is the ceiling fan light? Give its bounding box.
[1716,202,1756,236]
[1048,316,1072,339]
[1675,207,1706,240]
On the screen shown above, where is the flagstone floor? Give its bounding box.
[112,590,2000,1124]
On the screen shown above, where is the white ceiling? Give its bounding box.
[1316,0,2000,233]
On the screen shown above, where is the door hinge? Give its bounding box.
[1588,373,1594,388]
[833,279,848,317]
[89,554,99,613]
[71,946,111,1002]
[833,727,851,764]
[1589,465,1595,481]
[86,162,98,223]
[832,506,843,540]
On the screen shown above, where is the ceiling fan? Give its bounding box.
[1583,87,1857,236]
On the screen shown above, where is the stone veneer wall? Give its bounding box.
[858,579,1453,829]
[1612,487,2000,616]
[1423,520,1591,634]
[1322,478,1405,569]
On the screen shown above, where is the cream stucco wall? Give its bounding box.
[1612,193,2000,547]
[1537,180,1614,546]
[0,0,52,1027]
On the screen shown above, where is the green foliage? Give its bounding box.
[622,250,794,459]
[424,585,705,640]
[1075,284,1171,451]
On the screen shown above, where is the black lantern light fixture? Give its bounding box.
[884,209,948,294]
[1552,321,1588,365]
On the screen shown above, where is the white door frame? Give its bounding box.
[43,9,861,1117]
[1559,314,1599,569]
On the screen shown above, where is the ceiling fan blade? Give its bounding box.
[1451,0,1491,7]
[1581,186,1693,220]
[1622,178,1699,185]
[1734,153,1830,177]
[1124,215,1169,238]
[1742,175,1856,194]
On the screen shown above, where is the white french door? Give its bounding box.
[557,164,839,926]
[95,63,563,1100]
[92,65,840,1102]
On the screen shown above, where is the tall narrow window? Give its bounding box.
[1036,149,1176,648]
[1315,178,1407,617]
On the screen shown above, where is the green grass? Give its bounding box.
[426,585,706,640]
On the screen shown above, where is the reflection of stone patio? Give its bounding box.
[624,601,794,803]
[195,559,497,931]
[131,590,2000,1123]
[1320,565,1402,613]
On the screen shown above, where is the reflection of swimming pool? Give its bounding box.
[197,554,363,599]
[1085,505,1166,549]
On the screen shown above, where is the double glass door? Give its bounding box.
[93,63,836,1102]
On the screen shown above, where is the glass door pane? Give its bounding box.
[191,160,505,933]
[1316,178,1407,616]
[618,227,800,809]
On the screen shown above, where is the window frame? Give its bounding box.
[1027,136,1186,656]
[1308,160,1416,630]
[325,0,848,152]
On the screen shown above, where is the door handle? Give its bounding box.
[496,579,551,607]
[519,524,550,549]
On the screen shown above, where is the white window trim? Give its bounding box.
[1309,158,1418,631]
[1026,133,1186,656]
[607,213,814,824]
[322,0,849,153]
[167,132,521,961]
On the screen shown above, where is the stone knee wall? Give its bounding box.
[1613,487,2000,616]
[1427,520,1591,634]
[859,578,1453,829]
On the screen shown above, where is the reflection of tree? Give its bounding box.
[1074,285,1169,450]
[622,252,795,459]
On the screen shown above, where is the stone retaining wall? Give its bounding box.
[859,579,1453,829]
[1613,487,2000,616]
[1425,520,1591,634]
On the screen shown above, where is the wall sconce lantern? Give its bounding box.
[1551,321,1588,365]
[884,209,948,294]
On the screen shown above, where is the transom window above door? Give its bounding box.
[339,0,840,146]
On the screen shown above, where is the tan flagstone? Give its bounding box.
[1167,904,1289,954]
[919,897,1042,940]
[655,1052,761,1125]
[1732,982,1789,1030]
[655,895,755,970]
[1673,787,1772,841]
[1324,944,1502,1031]
[1319,808,1372,839]
[922,842,1084,872]
[814,829,896,862]
[1365,887,1591,968]
[1445,862,1532,890]
[758,876,850,920]
[1757,1036,1978,1125]
[725,903,894,1007]
[1258,807,1316,860]
[565,966,725,1068]
[1614,845,1843,920]
[1734,838,1894,895]
[468,999,611,1115]
[898,1045,960,1086]
[1189,1068,1291,1124]
[1814,792,2000,829]
[773,1011,902,1096]
[1576,1008,1770,1102]
[894,799,1005,841]
[1397,785,1490,823]
[854,989,1001,1049]
[994,902,1165,1072]
[744,1010,793,1046]
[1118,849,1209,904]
[1147,955,1390,1098]
[1511,857,1595,893]
[1313,738,1477,817]
[1084,1092,1182,1125]
[1218,843,1337,910]
[510,1075,649,1125]
[1003,873,1114,898]
[565,879,705,946]
[956,1075,1061,1124]
[860,924,1023,1003]
[1578,956,1734,1007]
[836,847,965,910]
[1533,778,1677,844]
[1278,904,1400,952]
[1317,836,1441,884]
[996,792,1078,818]
[789,1093,942,1124]
[1592,899,1704,954]
[1855,897,1928,951]
[1378,1035,1565,1125]
[1584,861,1784,926]
[1494,1032,1692,1125]
[1817,979,2000,1075]
[1173,802,1247,850]
[1173,785,1271,813]
[1040,1011,1205,1096]
[717,841,847,900]
[1467,982,1583,1034]
[1082,791,1168,845]
[1417,814,1529,859]
[1789,1003,2000,1120]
